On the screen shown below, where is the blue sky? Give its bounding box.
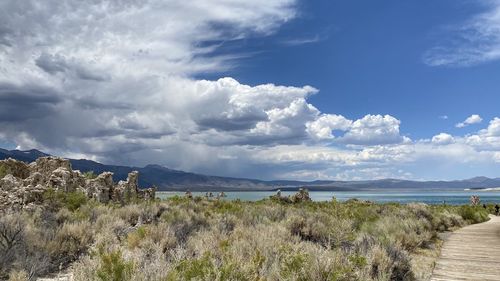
[205,0,499,139]
[1,0,500,180]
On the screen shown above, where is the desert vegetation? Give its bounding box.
[0,191,492,281]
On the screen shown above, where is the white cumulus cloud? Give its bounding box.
[306,114,352,140]
[456,114,483,128]
[341,114,404,145]
[432,133,455,145]
[465,117,500,150]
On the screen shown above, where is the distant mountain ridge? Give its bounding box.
[1,148,500,191]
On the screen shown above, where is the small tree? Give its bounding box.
[0,214,25,274]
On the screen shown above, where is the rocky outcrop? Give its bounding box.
[0,174,23,208]
[0,158,30,179]
[86,172,114,203]
[0,157,156,210]
[270,188,312,203]
[114,172,138,202]
[291,188,311,203]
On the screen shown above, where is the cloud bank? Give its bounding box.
[0,0,499,180]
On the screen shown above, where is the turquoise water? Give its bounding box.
[156,190,500,205]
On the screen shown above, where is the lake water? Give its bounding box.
[156,190,500,205]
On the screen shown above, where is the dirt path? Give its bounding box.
[431,215,500,281]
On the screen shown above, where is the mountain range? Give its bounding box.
[1,148,500,191]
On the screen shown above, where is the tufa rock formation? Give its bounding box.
[270,187,312,203]
[0,157,155,210]
[291,188,311,203]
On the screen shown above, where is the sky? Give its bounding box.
[1,0,500,181]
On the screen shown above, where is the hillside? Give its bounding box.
[2,148,500,191]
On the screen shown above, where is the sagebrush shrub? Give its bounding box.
[1,197,492,280]
[96,249,134,281]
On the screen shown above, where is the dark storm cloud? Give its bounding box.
[74,97,134,110]
[195,127,308,147]
[75,68,109,82]
[0,83,61,121]
[127,131,174,139]
[195,114,268,131]
[35,53,110,81]
[35,53,67,74]
[0,26,13,47]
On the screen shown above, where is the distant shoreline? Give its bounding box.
[464,187,500,191]
[156,190,500,205]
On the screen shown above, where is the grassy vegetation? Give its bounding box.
[83,171,98,180]
[0,195,492,281]
[0,163,10,179]
[42,189,88,211]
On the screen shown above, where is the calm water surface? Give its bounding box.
[156,190,500,205]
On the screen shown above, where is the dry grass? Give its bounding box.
[410,238,443,281]
[0,195,491,281]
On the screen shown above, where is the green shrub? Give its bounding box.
[65,192,89,211]
[170,253,216,280]
[126,226,147,249]
[96,249,134,281]
[83,171,98,180]
[43,189,88,211]
[348,254,367,269]
[218,262,248,281]
[280,249,309,279]
[4,196,495,281]
[0,163,9,179]
[459,206,489,223]
[211,200,243,214]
